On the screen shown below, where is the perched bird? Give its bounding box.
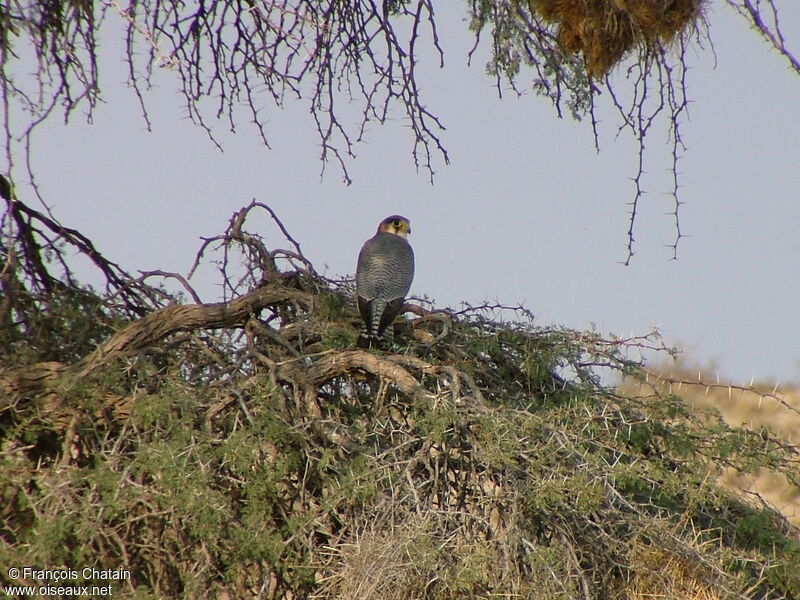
[356,215,415,348]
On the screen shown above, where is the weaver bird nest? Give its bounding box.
[530,0,704,76]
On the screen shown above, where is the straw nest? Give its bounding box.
[528,0,704,76]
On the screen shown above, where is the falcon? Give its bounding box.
[356,215,415,348]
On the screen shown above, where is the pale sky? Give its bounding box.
[11,2,800,384]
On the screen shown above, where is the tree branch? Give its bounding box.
[0,283,313,408]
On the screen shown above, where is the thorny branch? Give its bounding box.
[642,367,800,418]
[605,38,694,265]
[0,1,449,187]
[466,0,705,262]
[0,176,164,355]
[726,0,800,76]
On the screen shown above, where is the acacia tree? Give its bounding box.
[2,200,798,599]
[2,5,800,592]
[0,0,798,315]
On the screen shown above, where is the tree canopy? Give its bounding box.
[1,202,798,598]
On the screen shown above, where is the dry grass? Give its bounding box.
[703,384,800,527]
[625,363,800,527]
[313,511,478,600]
[623,546,723,600]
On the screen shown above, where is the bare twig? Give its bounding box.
[726,0,800,76]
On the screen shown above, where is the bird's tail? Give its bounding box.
[357,321,393,349]
[356,332,375,349]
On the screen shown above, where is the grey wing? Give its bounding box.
[384,239,414,299]
[356,235,414,301]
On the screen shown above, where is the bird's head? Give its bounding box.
[378,215,411,239]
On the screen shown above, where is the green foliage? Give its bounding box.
[0,285,121,366]
[2,274,798,599]
[468,0,593,120]
[305,289,359,350]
